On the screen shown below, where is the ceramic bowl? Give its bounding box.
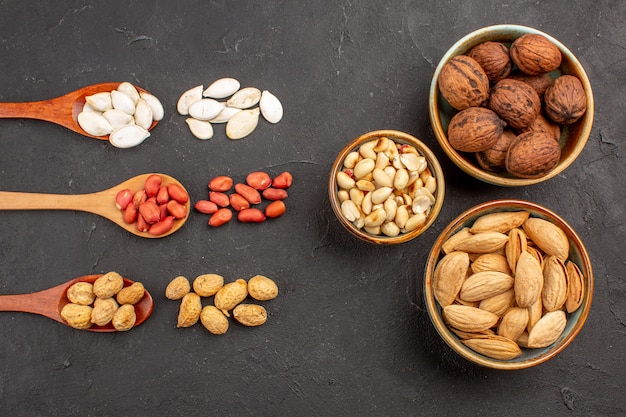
[328,130,445,244]
[423,199,593,369]
[429,24,594,186]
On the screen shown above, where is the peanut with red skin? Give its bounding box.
[167,200,188,219]
[246,171,272,190]
[209,208,233,227]
[123,202,138,224]
[194,200,218,214]
[238,208,266,223]
[262,188,288,201]
[136,213,149,232]
[159,203,169,220]
[149,216,175,236]
[115,189,133,210]
[208,176,233,192]
[133,189,147,207]
[144,174,162,197]
[156,186,170,204]
[229,193,250,211]
[272,172,293,189]
[209,191,230,208]
[265,200,286,218]
[234,183,262,204]
[167,183,189,204]
[138,200,161,224]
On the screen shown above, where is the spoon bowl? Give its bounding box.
[0,82,158,139]
[0,274,153,332]
[0,173,190,238]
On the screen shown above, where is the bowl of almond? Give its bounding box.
[423,199,593,369]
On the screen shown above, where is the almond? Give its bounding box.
[527,310,567,348]
[433,251,470,307]
[462,335,522,360]
[443,304,499,333]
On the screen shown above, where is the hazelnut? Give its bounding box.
[447,107,505,153]
[505,131,561,178]
[467,41,512,82]
[544,75,587,124]
[438,55,490,110]
[488,78,541,130]
[510,34,562,75]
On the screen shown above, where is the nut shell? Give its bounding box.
[510,34,562,75]
[508,72,553,96]
[475,129,516,172]
[505,131,561,179]
[447,107,505,153]
[467,41,512,82]
[488,78,541,130]
[544,75,587,124]
[438,55,490,110]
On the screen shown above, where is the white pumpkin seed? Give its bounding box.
[111,90,136,115]
[81,102,100,113]
[140,92,164,121]
[85,92,112,112]
[117,82,140,104]
[259,90,283,123]
[226,107,260,140]
[102,109,135,130]
[177,85,203,115]
[186,118,214,140]
[134,98,153,130]
[209,105,241,123]
[188,99,224,121]
[226,87,261,109]
[77,112,113,136]
[203,77,240,99]
[109,125,150,148]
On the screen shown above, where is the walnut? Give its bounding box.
[510,34,562,75]
[438,55,490,110]
[475,129,517,172]
[520,113,561,143]
[544,75,587,124]
[505,131,561,178]
[447,107,505,153]
[467,41,512,82]
[488,78,541,129]
[508,72,553,96]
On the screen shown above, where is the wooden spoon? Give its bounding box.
[0,274,153,332]
[0,82,158,139]
[0,173,190,238]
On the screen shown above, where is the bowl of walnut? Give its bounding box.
[423,199,593,369]
[429,24,594,186]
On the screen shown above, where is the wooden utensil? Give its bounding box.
[0,274,153,332]
[0,173,190,238]
[0,82,158,139]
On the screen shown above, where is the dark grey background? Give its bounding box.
[0,1,624,416]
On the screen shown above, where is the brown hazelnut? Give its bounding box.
[475,129,517,172]
[544,75,587,124]
[438,55,490,110]
[447,107,505,153]
[505,131,561,178]
[510,34,562,75]
[467,41,512,82]
[488,78,541,129]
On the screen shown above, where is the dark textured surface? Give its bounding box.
[0,1,624,416]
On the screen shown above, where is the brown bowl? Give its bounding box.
[328,130,445,244]
[423,199,594,369]
[429,24,594,186]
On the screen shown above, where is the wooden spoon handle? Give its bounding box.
[0,99,72,125]
[0,291,63,322]
[0,191,96,212]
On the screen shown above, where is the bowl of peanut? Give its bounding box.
[328,130,445,244]
[423,199,593,369]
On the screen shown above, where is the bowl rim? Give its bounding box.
[423,199,594,369]
[328,129,445,244]
[428,24,595,186]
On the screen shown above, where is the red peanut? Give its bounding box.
[167,183,189,204]
[234,183,262,204]
[159,203,169,220]
[209,191,230,208]
[167,200,188,219]
[133,189,147,207]
[229,193,250,211]
[272,172,293,189]
[208,208,233,227]
[136,213,149,233]
[237,208,266,223]
[246,171,272,190]
[208,175,234,192]
[265,200,286,218]
[262,188,288,201]
[194,200,218,214]
[149,216,175,236]
[115,189,133,210]
[138,200,161,224]
[144,174,162,197]
[123,202,138,224]
[156,186,170,205]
